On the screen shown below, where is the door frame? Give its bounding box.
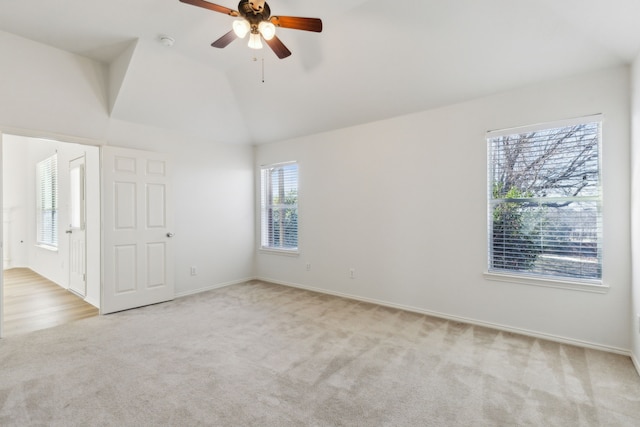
[0,130,4,338]
[0,129,101,338]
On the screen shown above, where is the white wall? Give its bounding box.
[255,66,632,353]
[0,31,109,140]
[2,138,28,268]
[3,135,101,306]
[1,27,633,356]
[104,120,256,295]
[0,31,255,297]
[631,56,640,371]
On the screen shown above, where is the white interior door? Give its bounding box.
[68,155,86,297]
[101,146,174,314]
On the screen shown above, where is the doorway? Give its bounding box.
[2,268,98,336]
[1,134,100,337]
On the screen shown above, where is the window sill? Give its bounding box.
[483,271,609,294]
[259,247,300,257]
[35,244,58,252]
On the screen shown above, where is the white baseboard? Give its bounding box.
[632,352,640,377]
[174,277,257,299]
[258,276,632,358]
[84,296,100,308]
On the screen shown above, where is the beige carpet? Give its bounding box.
[0,280,639,426]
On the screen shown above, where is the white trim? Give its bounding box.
[632,352,640,378]
[259,160,297,168]
[35,244,59,252]
[84,295,100,309]
[257,276,631,357]
[259,161,299,253]
[486,117,604,287]
[174,277,256,298]
[0,125,103,147]
[486,113,604,138]
[258,247,300,257]
[0,131,3,338]
[483,272,609,294]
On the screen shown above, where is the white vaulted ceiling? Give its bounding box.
[0,0,639,145]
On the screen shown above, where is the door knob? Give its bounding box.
[166,232,174,238]
[66,230,73,234]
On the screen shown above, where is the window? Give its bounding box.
[36,153,58,248]
[260,162,298,252]
[487,117,602,283]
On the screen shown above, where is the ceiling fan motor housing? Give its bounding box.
[239,0,271,26]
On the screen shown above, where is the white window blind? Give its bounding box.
[260,162,298,251]
[487,119,602,282]
[37,153,58,248]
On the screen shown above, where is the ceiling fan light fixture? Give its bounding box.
[258,21,276,40]
[180,0,323,59]
[232,19,250,38]
[248,32,263,49]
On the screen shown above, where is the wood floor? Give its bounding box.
[2,268,98,337]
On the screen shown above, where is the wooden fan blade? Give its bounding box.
[265,35,292,59]
[270,16,323,32]
[179,0,239,16]
[212,30,239,48]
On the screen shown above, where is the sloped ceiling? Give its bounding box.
[1,0,639,145]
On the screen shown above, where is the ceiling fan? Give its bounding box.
[179,0,323,59]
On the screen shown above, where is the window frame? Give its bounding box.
[259,161,299,255]
[485,115,607,293]
[36,153,59,250]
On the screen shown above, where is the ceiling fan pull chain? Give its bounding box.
[262,58,265,83]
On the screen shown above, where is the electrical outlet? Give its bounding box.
[349,268,356,279]
[306,263,311,271]
[190,266,197,276]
